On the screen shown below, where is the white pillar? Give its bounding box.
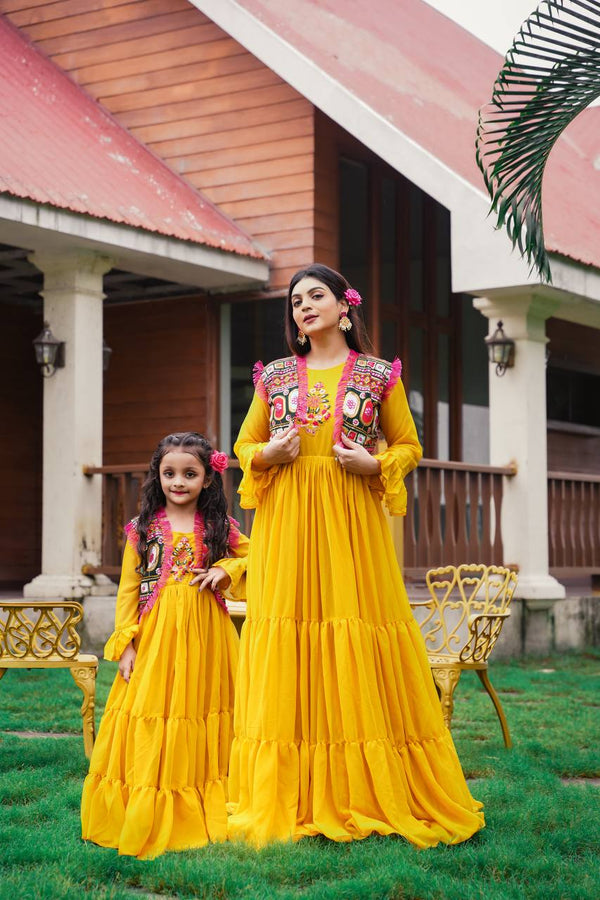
[474,292,565,605]
[24,250,113,599]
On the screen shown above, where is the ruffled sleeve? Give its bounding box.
[213,520,250,601]
[372,376,422,515]
[233,388,279,509]
[103,538,141,661]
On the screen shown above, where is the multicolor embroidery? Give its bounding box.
[130,514,169,607]
[258,356,302,437]
[256,353,400,453]
[336,355,394,449]
[303,381,331,435]
[170,536,195,582]
[332,350,359,446]
[126,509,232,618]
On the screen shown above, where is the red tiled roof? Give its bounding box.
[230,0,600,271]
[542,106,600,269]
[0,14,264,259]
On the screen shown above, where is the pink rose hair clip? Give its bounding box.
[209,450,229,473]
[344,288,362,306]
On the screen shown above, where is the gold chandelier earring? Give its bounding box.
[297,329,307,345]
[339,310,352,332]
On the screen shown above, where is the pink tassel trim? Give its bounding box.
[383,356,403,400]
[139,508,174,619]
[196,511,229,615]
[212,589,229,614]
[193,510,206,569]
[228,515,241,548]
[332,350,359,445]
[295,354,308,427]
[252,360,267,402]
[124,518,137,548]
[252,360,264,386]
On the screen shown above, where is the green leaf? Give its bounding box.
[476,0,600,282]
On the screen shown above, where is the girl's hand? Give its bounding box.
[333,433,382,475]
[254,424,300,468]
[118,643,137,682]
[190,565,232,593]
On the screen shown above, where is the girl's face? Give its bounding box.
[291,276,347,339]
[159,450,207,513]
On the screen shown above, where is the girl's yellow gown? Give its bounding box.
[81,529,248,859]
[228,363,484,847]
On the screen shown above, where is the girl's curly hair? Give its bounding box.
[135,432,230,568]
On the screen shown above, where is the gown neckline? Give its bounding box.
[306,360,347,373]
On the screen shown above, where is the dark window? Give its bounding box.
[339,157,463,459]
[409,184,424,313]
[230,298,287,450]
[547,368,600,428]
[227,297,287,523]
[339,158,370,303]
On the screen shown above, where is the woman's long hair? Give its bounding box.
[135,432,230,568]
[284,263,372,357]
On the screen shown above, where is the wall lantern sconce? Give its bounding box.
[485,320,515,377]
[32,321,65,378]
[103,338,113,372]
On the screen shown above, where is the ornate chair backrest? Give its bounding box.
[410,564,518,664]
[0,601,83,661]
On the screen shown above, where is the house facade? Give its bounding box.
[1,0,599,651]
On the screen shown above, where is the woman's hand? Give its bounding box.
[253,424,300,469]
[190,565,232,593]
[118,643,137,682]
[333,433,382,475]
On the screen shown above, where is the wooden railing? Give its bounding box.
[403,460,517,579]
[83,464,147,576]
[84,458,516,580]
[548,470,600,576]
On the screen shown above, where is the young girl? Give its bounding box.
[228,264,484,847]
[81,432,248,859]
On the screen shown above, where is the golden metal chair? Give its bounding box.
[0,600,98,758]
[409,564,518,748]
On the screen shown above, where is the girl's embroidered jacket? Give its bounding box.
[103,511,248,661]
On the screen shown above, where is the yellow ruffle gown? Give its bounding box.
[228,361,484,847]
[81,528,248,859]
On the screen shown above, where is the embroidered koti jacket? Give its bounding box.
[237,350,422,516]
[103,510,249,661]
[253,351,402,452]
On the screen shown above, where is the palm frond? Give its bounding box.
[476,0,600,282]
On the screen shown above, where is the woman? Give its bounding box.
[228,264,484,847]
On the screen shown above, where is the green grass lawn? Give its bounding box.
[0,652,599,900]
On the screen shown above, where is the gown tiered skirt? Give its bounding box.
[81,581,239,859]
[227,456,484,847]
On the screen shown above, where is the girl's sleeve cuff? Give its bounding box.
[103,623,139,661]
[213,556,247,601]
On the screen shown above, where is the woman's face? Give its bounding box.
[290,276,348,340]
